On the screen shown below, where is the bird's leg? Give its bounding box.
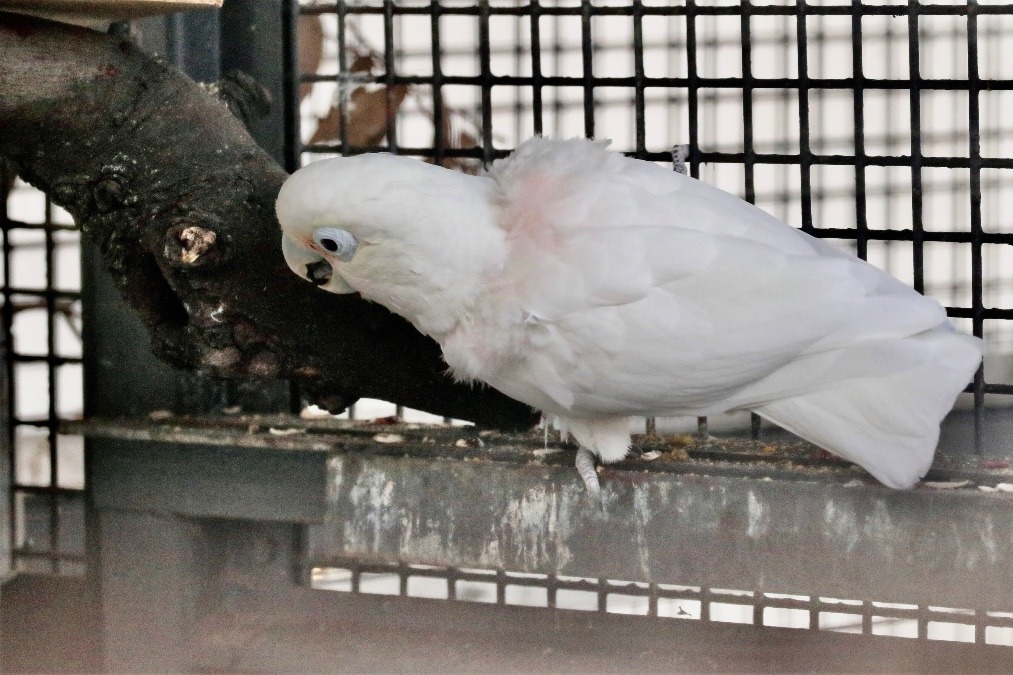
[575,446,601,496]
[671,144,690,175]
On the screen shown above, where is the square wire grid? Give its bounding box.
[294,0,1013,451]
[0,0,1009,642]
[309,558,1013,647]
[0,165,86,577]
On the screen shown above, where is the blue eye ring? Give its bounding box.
[313,227,358,263]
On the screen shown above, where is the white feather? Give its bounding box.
[442,138,981,487]
[278,138,983,489]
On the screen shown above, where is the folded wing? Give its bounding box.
[483,138,981,486]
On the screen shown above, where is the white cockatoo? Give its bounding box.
[277,137,982,492]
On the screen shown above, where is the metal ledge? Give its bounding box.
[72,415,1013,611]
[315,451,1013,611]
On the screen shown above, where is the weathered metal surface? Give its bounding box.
[74,416,1013,610]
[310,452,1013,610]
[67,414,1013,483]
[88,439,328,524]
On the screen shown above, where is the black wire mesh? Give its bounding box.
[1,0,1011,597]
[287,8,1013,644]
[0,167,86,576]
[310,557,1013,645]
[0,0,1008,655]
[294,0,1013,453]
[288,5,1013,648]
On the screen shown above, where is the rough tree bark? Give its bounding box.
[0,13,538,429]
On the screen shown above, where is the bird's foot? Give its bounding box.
[671,144,690,175]
[575,446,602,497]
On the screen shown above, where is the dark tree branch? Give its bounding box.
[0,13,538,429]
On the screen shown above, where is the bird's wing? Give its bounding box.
[480,138,948,416]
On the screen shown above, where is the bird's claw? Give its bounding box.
[575,447,602,498]
[671,144,690,175]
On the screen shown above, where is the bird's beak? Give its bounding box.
[281,233,358,294]
[306,259,332,286]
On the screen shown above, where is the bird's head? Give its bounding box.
[276,154,505,336]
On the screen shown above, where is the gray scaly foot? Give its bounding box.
[575,446,601,496]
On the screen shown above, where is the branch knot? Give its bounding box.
[164,218,223,268]
[92,154,138,213]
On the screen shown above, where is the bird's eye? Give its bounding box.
[313,227,358,263]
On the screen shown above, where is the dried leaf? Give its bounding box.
[440,103,453,150]
[309,103,342,144]
[451,132,482,174]
[306,51,387,143]
[310,83,409,146]
[298,15,324,100]
[433,105,482,174]
[348,84,409,146]
[350,53,377,74]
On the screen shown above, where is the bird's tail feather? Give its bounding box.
[554,414,633,464]
[752,330,981,488]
